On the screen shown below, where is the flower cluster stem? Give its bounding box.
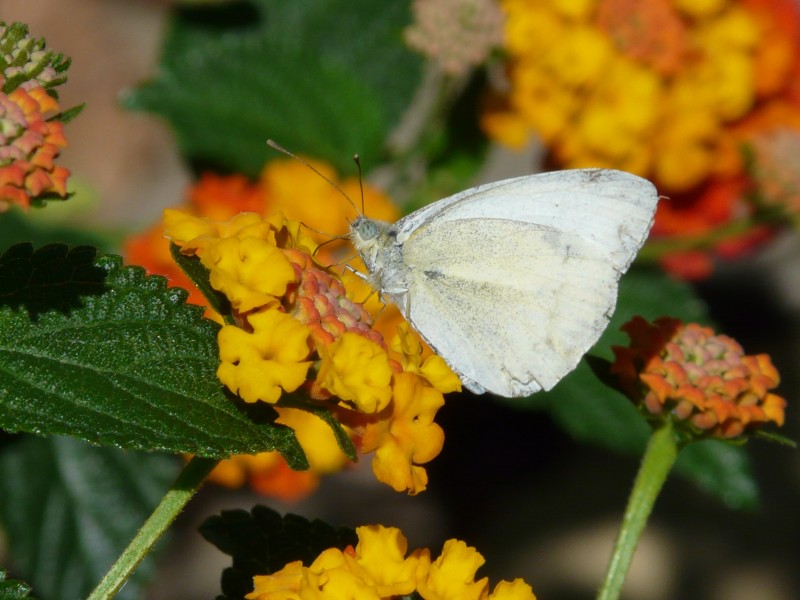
[597,422,678,600]
[87,456,219,600]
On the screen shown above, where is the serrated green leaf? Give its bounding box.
[0,435,177,600]
[675,439,759,509]
[0,243,106,316]
[200,506,357,599]
[0,569,33,600]
[169,242,234,324]
[0,244,307,468]
[123,0,422,177]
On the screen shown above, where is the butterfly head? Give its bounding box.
[349,215,394,277]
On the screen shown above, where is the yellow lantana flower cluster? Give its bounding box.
[246,525,536,600]
[482,0,780,192]
[164,210,461,494]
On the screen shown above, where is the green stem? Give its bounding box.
[87,456,219,600]
[597,423,679,600]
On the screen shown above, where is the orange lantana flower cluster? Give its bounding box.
[247,524,536,600]
[612,316,786,439]
[483,0,800,279]
[1,22,72,211]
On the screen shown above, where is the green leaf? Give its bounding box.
[0,435,177,600]
[55,102,85,124]
[0,244,307,468]
[0,243,106,316]
[0,569,33,600]
[124,0,423,177]
[675,440,759,510]
[200,506,357,599]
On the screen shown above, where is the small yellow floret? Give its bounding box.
[317,333,393,414]
[217,309,311,403]
[163,209,216,245]
[343,525,420,597]
[543,25,612,87]
[364,373,445,495]
[417,539,488,600]
[392,323,461,394]
[489,578,538,599]
[205,236,296,312]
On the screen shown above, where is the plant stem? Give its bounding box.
[597,423,679,600]
[87,456,219,600]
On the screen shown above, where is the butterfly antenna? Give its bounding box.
[312,235,349,259]
[299,221,342,239]
[266,139,360,215]
[353,154,366,215]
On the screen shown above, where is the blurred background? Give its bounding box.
[1,1,799,599]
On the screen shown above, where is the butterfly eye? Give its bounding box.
[358,219,378,241]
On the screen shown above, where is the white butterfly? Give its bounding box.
[350,169,658,398]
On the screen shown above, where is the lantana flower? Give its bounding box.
[611,316,786,439]
[246,525,537,600]
[165,204,460,495]
[0,22,74,211]
[125,160,406,498]
[483,0,800,279]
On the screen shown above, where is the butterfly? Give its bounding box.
[349,169,658,397]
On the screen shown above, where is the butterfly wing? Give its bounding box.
[394,169,657,397]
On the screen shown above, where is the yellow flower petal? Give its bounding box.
[317,333,393,413]
[391,323,461,394]
[247,561,304,600]
[217,309,311,403]
[276,407,349,473]
[488,578,538,600]
[363,373,445,495]
[206,236,297,312]
[343,525,419,597]
[163,209,216,247]
[417,539,488,600]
